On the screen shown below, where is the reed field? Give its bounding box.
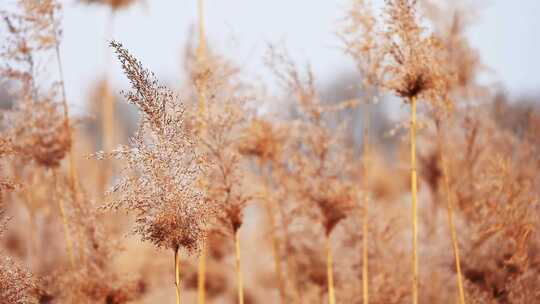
[1,0,539,303]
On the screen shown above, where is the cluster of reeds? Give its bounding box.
[1,0,540,303]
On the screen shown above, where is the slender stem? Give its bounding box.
[58,199,75,268]
[195,3,208,300]
[51,10,83,265]
[103,83,115,152]
[269,206,285,304]
[100,10,116,193]
[198,246,206,304]
[197,0,206,60]
[262,173,285,303]
[274,163,302,303]
[410,96,419,304]
[195,4,209,302]
[197,0,207,121]
[361,102,370,304]
[195,0,207,134]
[101,76,115,189]
[235,230,245,304]
[53,169,75,268]
[52,16,73,149]
[281,209,301,304]
[325,233,336,304]
[22,185,37,269]
[437,124,466,304]
[175,248,182,304]
[361,190,369,303]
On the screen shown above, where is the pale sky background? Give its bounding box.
[58,0,540,113]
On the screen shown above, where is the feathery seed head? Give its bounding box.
[105,41,211,254]
[1,1,71,168]
[7,99,71,168]
[239,118,285,163]
[0,205,38,304]
[383,0,454,106]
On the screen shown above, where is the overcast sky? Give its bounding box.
[58,0,540,112]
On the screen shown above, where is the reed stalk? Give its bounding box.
[52,169,75,268]
[410,96,418,304]
[196,1,208,302]
[100,10,116,193]
[325,233,336,304]
[266,201,285,303]
[437,122,466,304]
[50,9,80,268]
[260,170,285,303]
[21,182,37,269]
[198,246,206,304]
[235,230,245,304]
[58,196,75,268]
[279,204,301,304]
[197,0,207,118]
[361,102,370,304]
[175,247,182,304]
[52,25,79,197]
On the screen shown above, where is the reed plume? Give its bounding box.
[425,4,485,302]
[0,226,37,303]
[197,81,252,304]
[183,23,256,303]
[1,0,75,268]
[0,1,539,303]
[380,1,454,302]
[341,1,386,301]
[105,41,212,304]
[38,173,146,303]
[266,46,359,304]
[0,262,35,304]
[239,118,287,303]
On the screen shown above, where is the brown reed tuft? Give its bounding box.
[79,0,138,11]
[1,0,71,169]
[382,0,454,106]
[239,118,285,164]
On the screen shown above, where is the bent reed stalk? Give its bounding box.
[437,122,466,304]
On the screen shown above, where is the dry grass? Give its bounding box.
[1,0,539,303]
